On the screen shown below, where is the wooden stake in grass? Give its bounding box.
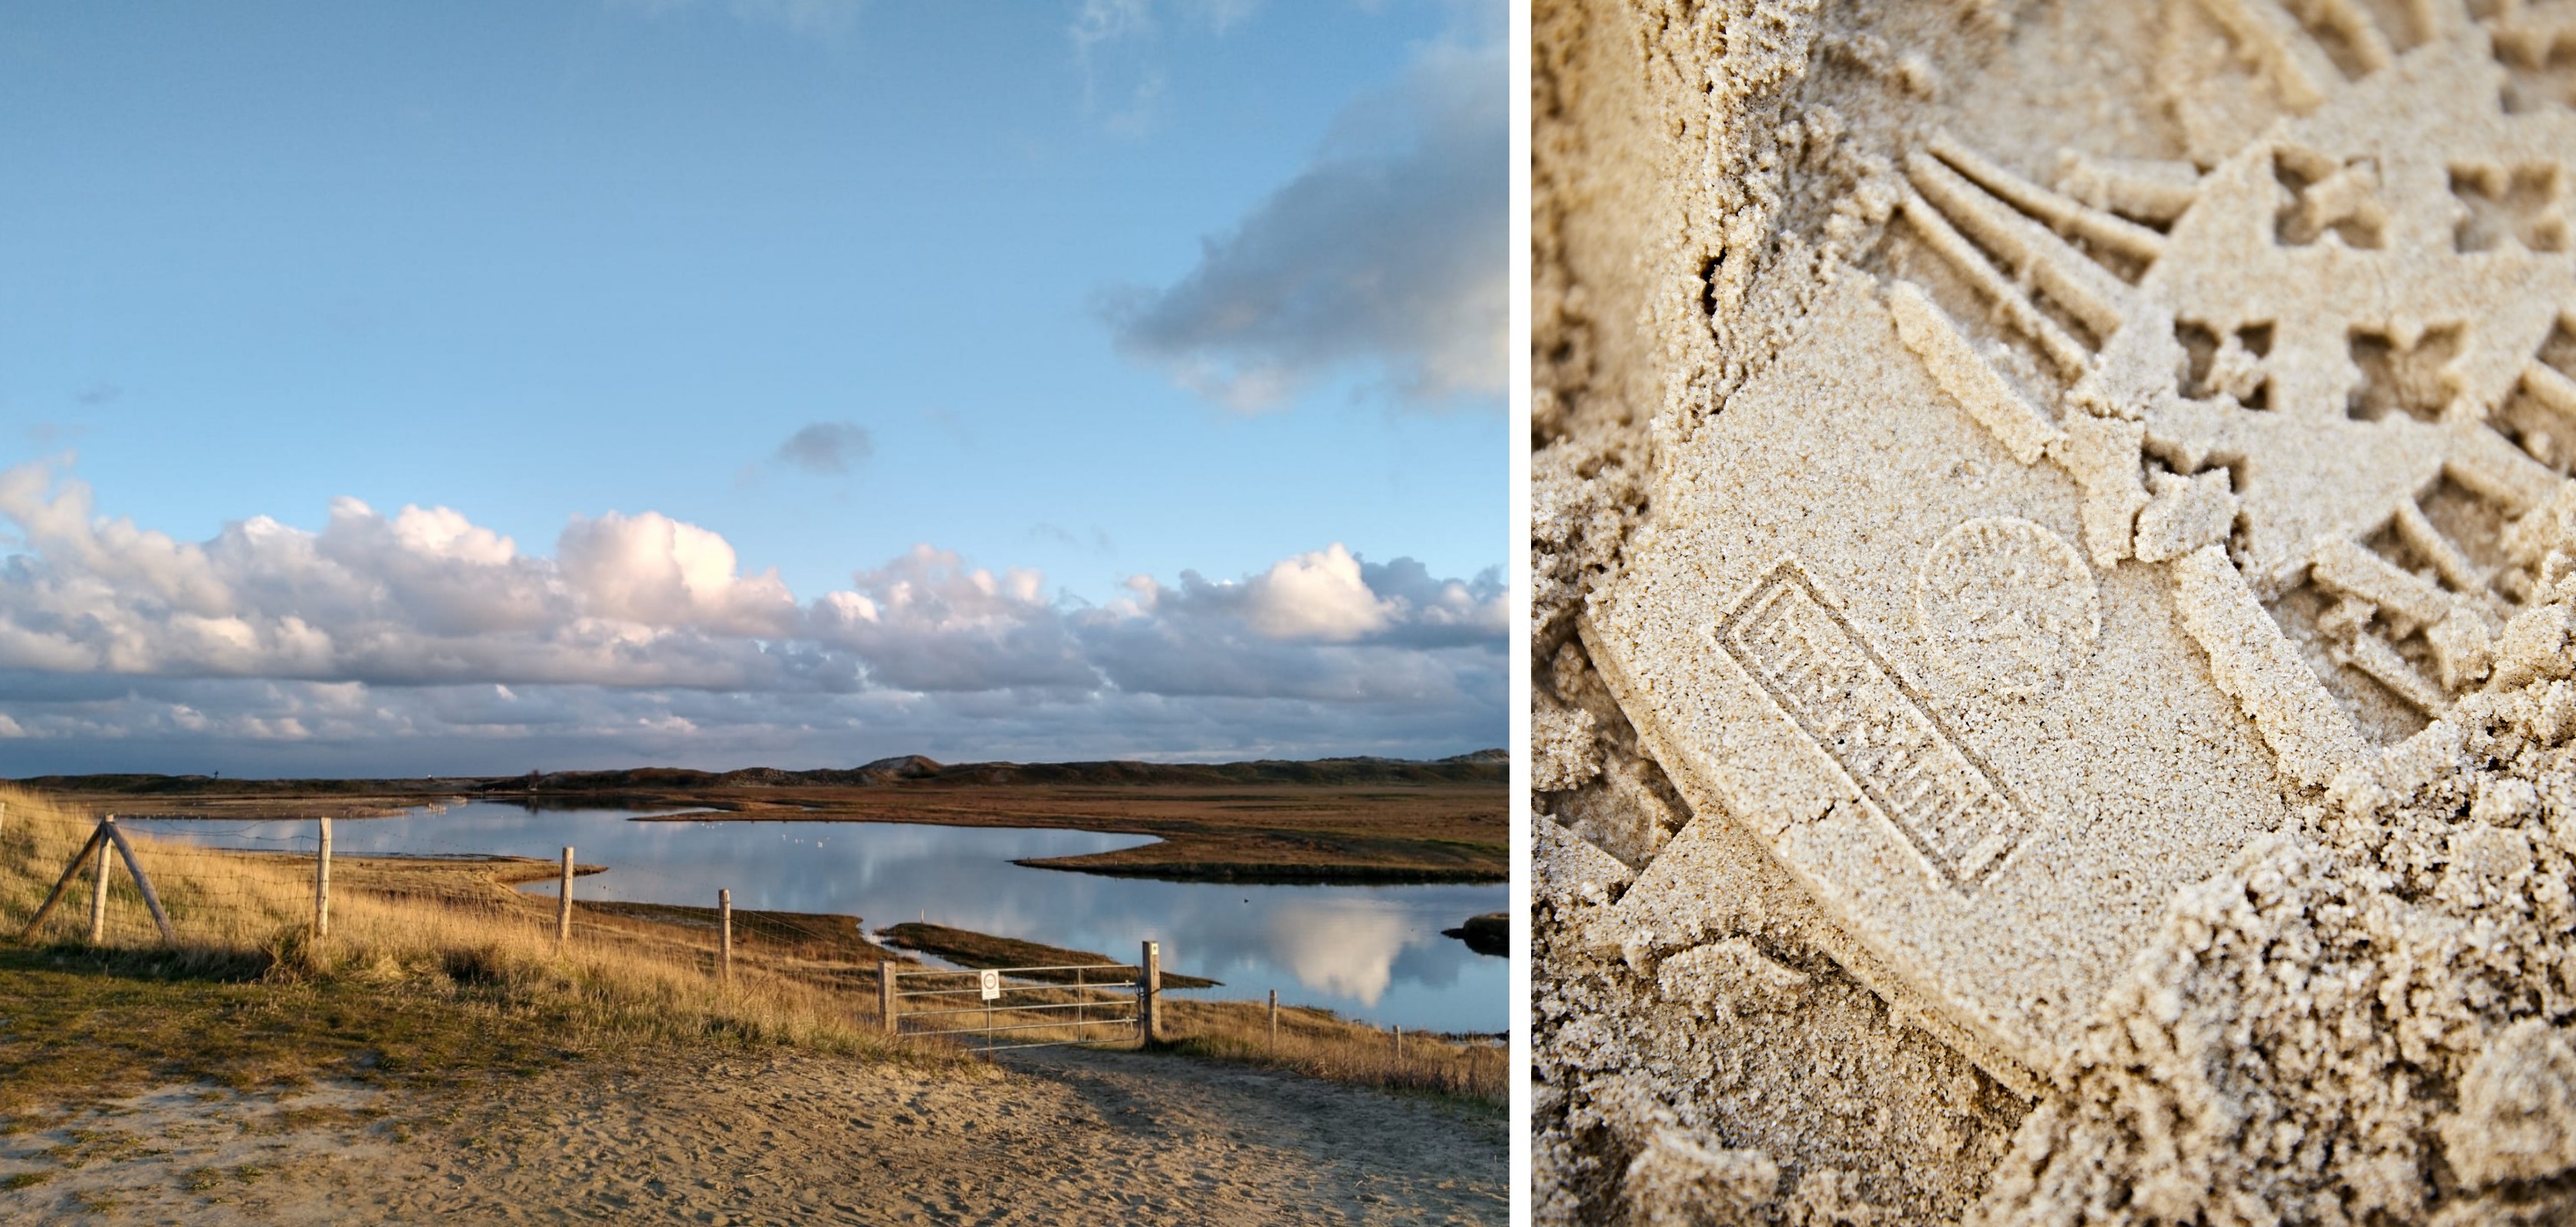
[314,816,333,939]
[100,821,176,945]
[1268,989,1278,1053]
[1393,1025,1403,1064]
[879,962,899,1035]
[556,847,573,944]
[1140,940,1162,1044]
[87,821,113,946]
[718,888,732,985]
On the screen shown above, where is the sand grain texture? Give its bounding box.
[0,1050,1504,1225]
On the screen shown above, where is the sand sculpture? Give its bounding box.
[1533,2,2576,1222]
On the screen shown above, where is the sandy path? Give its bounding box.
[0,1048,1505,1225]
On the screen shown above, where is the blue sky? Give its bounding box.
[0,1,1506,774]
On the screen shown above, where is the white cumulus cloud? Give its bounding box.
[0,459,1502,770]
[558,511,799,638]
[1239,544,1392,642]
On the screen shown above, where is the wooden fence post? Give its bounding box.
[87,819,113,946]
[1394,1025,1404,1064]
[556,847,573,944]
[99,821,176,945]
[718,889,732,984]
[1268,989,1278,1052]
[1139,940,1161,1044]
[879,962,899,1035]
[314,817,333,939]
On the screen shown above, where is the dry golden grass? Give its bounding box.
[1162,998,1505,1107]
[0,785,938,1074]
[885,972,1503,1109]
[0,784,1500,1109]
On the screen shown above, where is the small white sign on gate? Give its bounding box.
[979,969,1001,1001]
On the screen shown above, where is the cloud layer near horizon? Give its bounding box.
[0,460,1502,772]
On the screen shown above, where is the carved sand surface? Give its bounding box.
[1534,1,2576,1222]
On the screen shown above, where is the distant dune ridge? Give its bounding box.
[17,751,1509,885]
[12,750,1509,796]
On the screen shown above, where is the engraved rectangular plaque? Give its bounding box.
[1718,563,2029,890]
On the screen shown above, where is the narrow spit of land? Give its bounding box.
[1441,913,1506,958]
[23,751,1508,885]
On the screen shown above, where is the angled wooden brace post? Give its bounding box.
[100,819,178,945]
[18,821,110,942]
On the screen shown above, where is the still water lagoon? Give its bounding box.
[130,802,1506,1034]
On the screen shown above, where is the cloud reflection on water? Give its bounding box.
[1263,898,1412,1004]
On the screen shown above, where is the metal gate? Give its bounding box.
[882,959,1147,1054]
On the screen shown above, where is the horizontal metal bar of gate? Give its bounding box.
[902,998,1140,1020]
[907,1017,1137,1038]
[895,975,1135,989]
[897,978,1135,993]
[897,986,1135,1002]
[896,962,1137,977]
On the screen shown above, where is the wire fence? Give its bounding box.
[0,797,915,1058]
[890,962,1145,1054]
[0,791,1506,1097]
